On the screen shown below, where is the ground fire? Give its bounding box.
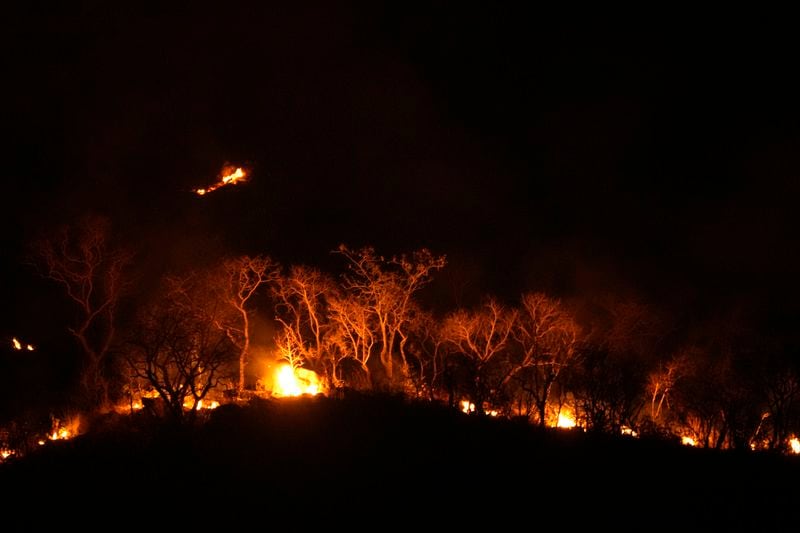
[194,165,247,196]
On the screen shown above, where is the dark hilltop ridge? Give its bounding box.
[1,393,798,528]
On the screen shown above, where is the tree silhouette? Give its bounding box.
[512,292,581,426]
[442,298,516,414]
[128,273,236,422]
[30,214,131,409]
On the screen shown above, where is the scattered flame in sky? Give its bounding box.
[272,364,323,397]
[194,165,247,196]
[11,337,34,351]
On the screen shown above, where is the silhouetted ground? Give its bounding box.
[1,394,798,528]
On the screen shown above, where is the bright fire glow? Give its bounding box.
[460,400,475,414]
[0,449,14,460]
[48,417,80,442]
[790,437,800,454]
[182,397,221,410]
[557,412,577,428]
[11,337,34,351]
[272,365,322,397]
[194,165,247,196]
[681,436,696,447]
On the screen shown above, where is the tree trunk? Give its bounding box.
[238,309,250,394]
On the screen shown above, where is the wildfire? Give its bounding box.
[460,400,476,414]
[272,364,323,397]
[0,449,15,461]
[48,417,80,442]
[11,337,34,351]
[681,436,697,447]
[182,397,220,410]
[790,437,800,454]
[194,165,247,196]
[556,412,577,428]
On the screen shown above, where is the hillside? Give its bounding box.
[1,394,798,528]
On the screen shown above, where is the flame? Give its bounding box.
[681,436,696,447]
[790,437,800,454]
[557,412,577,428]
[460,400,475,414]
[272,364,323,397]
[182,397,221,410]
[11,337,34,351]
[193,165,247,196]
[0,449,14,461]
[48,416,80,441]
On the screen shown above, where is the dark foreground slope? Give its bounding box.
[2,395,798,528]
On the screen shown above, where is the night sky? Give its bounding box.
[3,5,800,338]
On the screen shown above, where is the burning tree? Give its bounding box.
[335,245,446,387]
[30,214,131,409]
[128,273,236,422]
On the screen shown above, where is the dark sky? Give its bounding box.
[3,4,800,334]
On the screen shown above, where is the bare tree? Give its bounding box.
[335,245,445,386]
[30,214,131,409]
[760,366,799,451]
[272,265,339,385]
[128,274,235,422]
[512,292,581,427]
[441,298,516,414]
[647,351,692,425]
[405,309,448,399]
[218,255,278,394]
[328,292,376,386]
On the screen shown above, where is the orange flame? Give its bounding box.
[194,165,247,196]
[48,416,80,442]
[182,397,220,410]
